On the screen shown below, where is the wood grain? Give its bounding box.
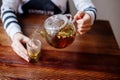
[0,14,120,79]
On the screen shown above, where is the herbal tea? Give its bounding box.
[27,39,41,62]
[27,49,40,60]
[45,23,76,48]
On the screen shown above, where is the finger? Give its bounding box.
[12,44,30,62]
[77,23,92,28]
[77,32,86,35]
[74,11,85,20]
[77,25,91,35]
[11,40,29,59]
[22,36,30,44]
[14,40,28,55]
[78,26,91,32]
[76,18,91,26]
[11,43,28,59]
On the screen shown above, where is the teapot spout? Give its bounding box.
[34,26,46,38]
[30,26,46,41]
[39,29,46,38]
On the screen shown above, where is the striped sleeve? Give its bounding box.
[73,0,97,24]
[1,0,22,40]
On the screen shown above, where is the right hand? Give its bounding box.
[11,32,30,62]
[74,11,92,35]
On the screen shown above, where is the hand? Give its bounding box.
[74,11,92,35]
[11,32,30,62]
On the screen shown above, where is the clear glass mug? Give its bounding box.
[27,39,41,62]
[40,14,76,49]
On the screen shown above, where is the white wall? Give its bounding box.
[69,0,77,16]
[93,0,120,48]
[69,0,120,48]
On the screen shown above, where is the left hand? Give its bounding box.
[11,32,30,62]
[74,11,92,35]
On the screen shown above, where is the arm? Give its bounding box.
[1,0,22,39]
[73,0,97,34]
[1,0,30,62]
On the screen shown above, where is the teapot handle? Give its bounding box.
[65,14,76,24]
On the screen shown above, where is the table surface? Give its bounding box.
[0,14,120,79]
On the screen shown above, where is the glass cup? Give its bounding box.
[27,39,41,62]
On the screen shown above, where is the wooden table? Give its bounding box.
[0,14,120,79]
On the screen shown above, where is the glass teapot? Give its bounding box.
[39,14,76,49]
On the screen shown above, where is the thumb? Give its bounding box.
[22,35,31,43]
[74,11,85,20]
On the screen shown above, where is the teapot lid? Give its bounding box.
[44,14,68,31]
